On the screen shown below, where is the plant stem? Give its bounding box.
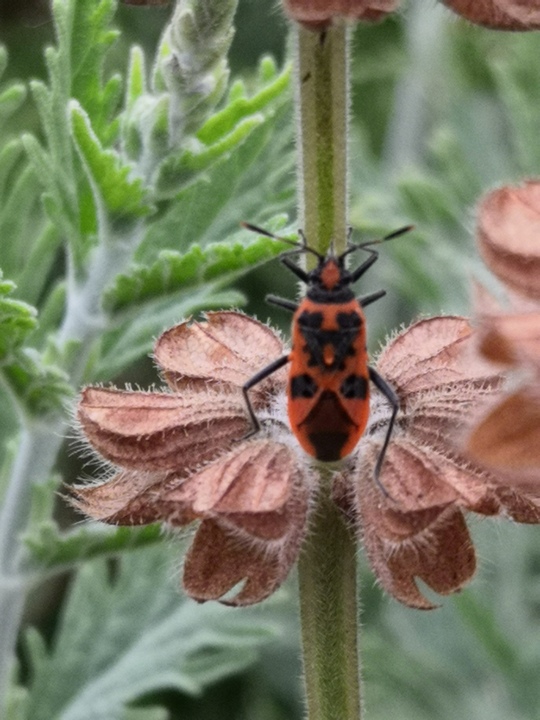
[0,423,62,707]
[298,477,361,720]
[296,23,349,259]
[0,232,140,709]
[295,21,361,720]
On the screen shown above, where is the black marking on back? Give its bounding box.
[302,390,354,461]
[307,285,355,304]
[340,374,368,400]
[298,310,323,329]
[337,312,361,329]
[290,374,318,399]
[298,310,362,371]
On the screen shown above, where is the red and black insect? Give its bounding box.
[241,223,413,488]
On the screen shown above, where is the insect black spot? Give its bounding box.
[337,312,362,329]
[298,311,323,329]
[340,374,368,400]
[290,374,318,399]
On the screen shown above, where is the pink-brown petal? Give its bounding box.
[78,386,249,471]
[154,311,286,403]
[376,317,500,396]
[478,312,540,368]
[477,182,540,300]
[164,440,294,515]
[467,389,540,472]
[220,468,310,544]
[283,0,399,28]
[442,0,540,30]
[182,514,302,606]
[376,439,495,513]
[361,491,476,610]
[70,470,167,523]
[493,486,540,523]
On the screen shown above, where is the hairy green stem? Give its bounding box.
[299,477,361,720]
[295,21,361,720]
[296,23,349,258]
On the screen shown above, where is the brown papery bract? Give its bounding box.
[282,0,399,28]
[477,182,540,300]
[121,1,170,5]
[464,185,540,488]
[73,312,312,606]
[154,311,286,406]
[73,311,540,609]
[344,316,540,608]
[442,0,540,29]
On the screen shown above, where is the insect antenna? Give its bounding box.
[340,224,414,261]
[241,222,323,262]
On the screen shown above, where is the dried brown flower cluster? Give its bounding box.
[337,316,540,608]
[442,0,540,30]
[282,0,540,30]
[283,0,400,28]
[73,290,540,608]
[466,181,540,489]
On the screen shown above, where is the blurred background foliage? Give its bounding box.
[1,1,540,719]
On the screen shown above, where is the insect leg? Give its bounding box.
[280,255,310,283]
[358,289,386,308]
[242,355,290,435]
[368,366,399,496]
[266,294,299,313]
[349,248,379,282]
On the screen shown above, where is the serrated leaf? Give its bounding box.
[25,520,163,571]
[142,102,294,259]
[70,102,152,223]
[64,0,121,144]
[23,545,280,720]
[0,273,37,362]
[2,347,72,416]
[197,61,290,145]
[105,233,285,312]
[156,114,264,191]
[155,63,291,198]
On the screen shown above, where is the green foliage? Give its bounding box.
[105,226,288,312]
[361,524,540,720]
[0,1,294,715]
[23,477,163,571]
[0,274,37,362]
[19,544,281,720]
[1,3,540,720]
[70,101,152,224]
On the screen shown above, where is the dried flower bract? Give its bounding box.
[442,0,540,30]
[73,307,540,609]
[283,0,399,28]
[338,316,540,608]
[464,182,540,489]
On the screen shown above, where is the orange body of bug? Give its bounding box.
[286,263,369,461]
[241,223,411,481]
